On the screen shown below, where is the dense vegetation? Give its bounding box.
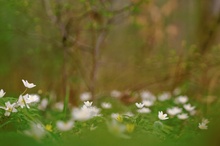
[0,0,220,145]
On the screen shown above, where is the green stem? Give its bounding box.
[21,88,28,95]
[0,120,11,129]
[63,85,70,120]
[22,96,30,112]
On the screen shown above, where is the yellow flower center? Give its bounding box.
[116,115,123,122]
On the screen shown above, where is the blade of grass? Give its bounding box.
[63,85,70,120]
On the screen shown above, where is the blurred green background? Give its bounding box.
[1,0,220,104]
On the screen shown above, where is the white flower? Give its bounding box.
[158,111,169,120]
[158,92,171,101]
[111,113,120,119]
[101,102,112,109]
[111,113,123,122]
[137,107,151,114]
[110,90,121,98]
[89,106,101,117]
[111,113,123,120]
[140,91,156,101]
[24,122,46,139]
[84,101,93,107]
[198,118,209,130]
[167,107,182,116]
[17,94,40,109]
[202,118,209,124]
[80,92,92,101]
[17,94,30,109]
[28,94,40,103]
[173,88,181,95]
[142,100,154,107]
[190,110,196,116]
[53,102,64,111]
[198,122,208,130]
[135,102,144,108]
[177,113,188,120]
[38,98,48,111]
[184,103,195,112]
[0,89,6,98]
[175,95,188,104]
[1,101,18,116]
[72,107,91,121]
[56,120,74,131]
[72,106,100,121]
[22,79,36,88]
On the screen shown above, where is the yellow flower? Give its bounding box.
[45,124,53,132]
[126,124,135,133]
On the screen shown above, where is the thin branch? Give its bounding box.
[90,28,108,99]
[42,0,57,24]
[103,0,145,14]
[201,12,220,54]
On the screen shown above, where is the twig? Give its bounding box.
[90,28,108,99]
[42,0,57,24]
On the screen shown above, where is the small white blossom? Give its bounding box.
[175,95,188,104]
[140,91,156,101]
[89,106,101,117]
[72,107,91,121]
[28,94,40,103]
[137,107,151,114]
[135,102,144,108]
[158,92,171,101]
[173,88,181,95]
[0,89,6,98]
[190,110,196,116]
[111,90,122,98]
[17,94,30,109]
[158,111,169,120]
[198,118,209,130]
[72,105,100,121]
[17,94,40,109]
[84,101,93,107]
[24,122,46,139]
[80,92,92,101]
[101,102,112,109]
[142,100,154,107]
[198,122,208,130]
[111,113,119,119]
[56,120,74,131]
[22,79,36,88]
[53,102,64,111]
[202,118,209,124]
[111,113,122,120]
[184,103,195,112]
[177,113,189,120]
[38,98,48,111]
[167,107,182,116]
[0,101,18,116]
